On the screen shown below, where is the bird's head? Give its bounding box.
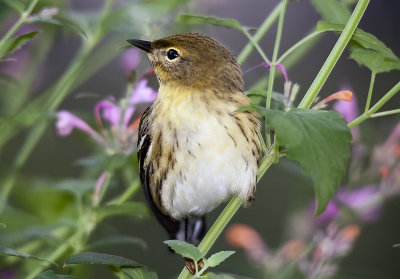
[127,33,244,93]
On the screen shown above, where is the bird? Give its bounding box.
[128,33,262,245]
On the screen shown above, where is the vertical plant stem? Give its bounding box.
[364,71,376,112]
[298,0,370,109]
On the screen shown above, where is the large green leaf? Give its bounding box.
[94,202,149,221]
[164,240,203,262]
[64,252,142,268]
[88,235,147,250]
[177,14,244,31]
[0,31,39,58]
[310,0,351,24]
[34,270,81,279]
[3,0,25,14]
[350,48,400,74]
[257,108,352,214]
[0,246,57,266]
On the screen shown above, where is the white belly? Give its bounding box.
[160,114,257,219]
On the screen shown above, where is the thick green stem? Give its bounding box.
[348,81,400,128]
[298,0,370,109]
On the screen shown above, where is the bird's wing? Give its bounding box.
[137,105,180,239]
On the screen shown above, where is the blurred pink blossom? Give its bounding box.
[120,48,141,75]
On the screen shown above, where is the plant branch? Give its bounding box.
[298,0,370,109]
[365,71,376,112]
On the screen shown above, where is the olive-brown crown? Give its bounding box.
[147,33,244,93]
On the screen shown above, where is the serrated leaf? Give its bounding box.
[3,0,25,14]
[34,270,81,279]
[88,235,147,250]
[177,14,244,31]
[0,31,39,58]
[350,48,400,74]
[207,251,235,267]
[0,246,58,266]
[257,108,351,214]
[163,240,203,262]
[120,266,159,279]
[64,252,141,268]
[316,21,398,60]
[310,0,351,24]
[94,202,149,221]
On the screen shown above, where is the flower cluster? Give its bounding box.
[55,48,157,155]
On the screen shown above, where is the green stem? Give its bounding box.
[110,179,141,205]
[242,28,271,65]
[348,81,400,128]
[370,109,400,118]
[298,0,370,109]
[364,71,376,112]
[177,155,275,279]
[0,0,40,57]
[276,30,326,64]
[237,2,283,64]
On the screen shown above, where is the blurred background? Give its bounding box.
[0,0,399,278]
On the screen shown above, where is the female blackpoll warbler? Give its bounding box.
[128,33,262,244]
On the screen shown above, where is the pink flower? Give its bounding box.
[55,79,157,154]
[333,92,360,141]
[120,48,141,75]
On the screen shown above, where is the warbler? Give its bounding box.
[128,33,262,244]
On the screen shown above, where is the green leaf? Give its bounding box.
[177,14,244,31]
[34,270,81,279]
[94,202,149,221]
[310,0,351,24]
[350,48,400,74]
[120,266,159,279]
[54,178,96,198]
[3,0,25,14]
[203,273,235,279]
[257,108,351,214]
[0,246,58,266]
[0,31,39,58]
[207,251,235,267]
[316,21,398,60]
[64,252,142,268]
[0,223,6,229]
[88,235,147,250]
[163,240,203,262]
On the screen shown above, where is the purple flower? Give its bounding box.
[333,93,360,141]
[315,186,382,226]
[120,48,141,75]
[55,79,157,154]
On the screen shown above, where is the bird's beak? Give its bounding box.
[127,39,153,53]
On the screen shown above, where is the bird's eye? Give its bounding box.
[167,49,179,60]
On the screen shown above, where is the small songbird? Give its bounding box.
[128,33,262,244]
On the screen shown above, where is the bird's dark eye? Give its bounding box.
[167,49,179,60]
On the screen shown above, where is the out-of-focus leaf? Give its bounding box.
[0,31,39,58]
[3,0,25,14]
[54,178,96,198]
[316,21,398,60]
[177,14,245,31]
[0,223,6,229]
[64,252,141,268]
[120,266,159,279]
[88,235,147,250]
[350,47,400,74]
[310,0,351,24]
[163,240,203,262]
[207,251,235,267]
[34,270,81,279]
[94,202,149,221]
[203,273,235,279]
[254,108,352,214]
[105,153,129,172]
[28,14,87,38]
[0,246,58,266]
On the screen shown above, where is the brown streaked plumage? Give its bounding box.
[129,33,261,246]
